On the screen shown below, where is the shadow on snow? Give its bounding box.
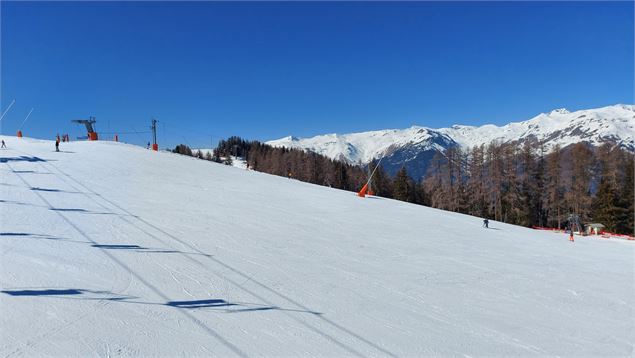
[31,187,83,194]
[0,288,320,315]
[11,170,52,174]
[2,289,83,296]
[166,299,237,308]
[0,156,51,163]
[0,232,84,242]
[91,244,146,250]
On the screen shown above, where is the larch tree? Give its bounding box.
[545,144,564,228]
[592,143,620,231]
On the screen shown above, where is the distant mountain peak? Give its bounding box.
[267,104,634,177]
[549,108,570,115]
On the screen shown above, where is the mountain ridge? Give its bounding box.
[267,104,635,177]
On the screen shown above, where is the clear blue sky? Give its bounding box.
[1,1,633,148]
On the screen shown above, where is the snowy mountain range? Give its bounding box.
[267,104,635,178]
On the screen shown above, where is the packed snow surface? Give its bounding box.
[1,136,633,357]
[268,104,635,164]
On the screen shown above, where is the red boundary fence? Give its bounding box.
[532,226,561,231]
[604,232,635,240]
[532,226,634,240]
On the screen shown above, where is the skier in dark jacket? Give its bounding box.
[55,138,60,152]
[483,219,489,228]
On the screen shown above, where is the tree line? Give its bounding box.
[421,141,633,234]
[173,137,634,235]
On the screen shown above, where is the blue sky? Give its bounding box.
[1,1,633,148]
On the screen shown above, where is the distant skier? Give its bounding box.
[1,140,6,148]
[567,224,575,242]
[567,213,579,242]
[55,137,60,152]
[147,142,151,149]
[483,219,489,228]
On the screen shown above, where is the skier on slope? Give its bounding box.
[55,137,60,152]
[567,213,577,242]
[483,218,489,228]
[1,140,6,148]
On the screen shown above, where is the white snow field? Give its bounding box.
[1,135,633,357]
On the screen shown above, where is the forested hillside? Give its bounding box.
[176,137,634,234]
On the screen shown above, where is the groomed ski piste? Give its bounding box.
[1,135,633,357]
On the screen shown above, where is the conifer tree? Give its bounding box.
[393,167,410,202]
[424,151,445,209]
[592,144,620,231]
[545,144,564,228]
[567,143,593,222]
[519,141,538,227]
[615,151,634,234]
[501,143,522,223]
[615,150,635,235]
[368,160,393,197]
[466,145,487,217]
[486,142,504,221]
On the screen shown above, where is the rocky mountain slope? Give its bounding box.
[268,104,634,178]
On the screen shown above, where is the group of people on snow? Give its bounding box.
[0,134,67,150]
[481,215,578,242]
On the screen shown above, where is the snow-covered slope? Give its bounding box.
[192,148,248,170]
[268,104,635,167]
[1,136,633,357]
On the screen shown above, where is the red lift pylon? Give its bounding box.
[72,117,98,140]
[151,118,158,151]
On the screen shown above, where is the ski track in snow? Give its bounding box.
[4,163,138,357]
[4,146,389,357]
[18,160,251,356]
[3,157,245,356]
[1,137,634,357]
